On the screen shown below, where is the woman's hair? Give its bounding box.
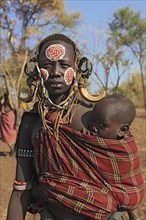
[37,34,79,56]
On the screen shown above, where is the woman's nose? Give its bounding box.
[51,63,61,77]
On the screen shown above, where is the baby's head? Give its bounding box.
[88,94,136,139]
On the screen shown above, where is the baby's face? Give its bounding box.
[88,101,121,139]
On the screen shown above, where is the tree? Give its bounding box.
[0,0,81,119]
[115,73,143,107]
[0,0,81,84]
[82,31,130,95]
[0,0,81,56]
[108,7,146,113]
[98,45,130,94]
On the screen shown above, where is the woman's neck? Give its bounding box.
[49,93,69,105]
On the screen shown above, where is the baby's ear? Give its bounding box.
[118,124,129,137]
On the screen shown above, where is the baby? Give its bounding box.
[88,94,135,139]
[87,94,143,219]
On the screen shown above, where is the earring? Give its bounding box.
[78,57,92,78]
[24,55,38,77]
[36,64,46,97]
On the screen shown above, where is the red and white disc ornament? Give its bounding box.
[64,67,76,85]
[40,68,49,81]
[45,44,65,61]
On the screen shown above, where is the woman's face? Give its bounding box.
[38,40,75,96]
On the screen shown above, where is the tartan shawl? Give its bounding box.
[34,112,144,220]
[0,106,17,145]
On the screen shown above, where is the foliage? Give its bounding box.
[0,0,81,117]
[114,73,144,107]
[108,6,146,113]
[85,33,130,95]
[0,0,81,55]
[0,3,145,112]
[109,7,145,46]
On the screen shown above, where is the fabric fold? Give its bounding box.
[0,106,17,145]
[34,112,144,220]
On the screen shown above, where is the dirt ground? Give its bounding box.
[0,108,146,220]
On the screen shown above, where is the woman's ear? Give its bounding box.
[118,124,129,137]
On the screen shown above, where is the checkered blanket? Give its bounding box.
[34,117,144,220]
[0,106,17,145]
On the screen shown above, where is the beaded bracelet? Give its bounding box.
[17,148,34,158]
[13,179,33,190]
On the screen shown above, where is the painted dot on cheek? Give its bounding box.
[64,68,75,85]
[40,68,49,81]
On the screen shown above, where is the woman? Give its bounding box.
[7,34,131,220]
[0,92,17,156]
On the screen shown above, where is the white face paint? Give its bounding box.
[40,68,49,81]
[64,67,76,85]
[45,44,65,61]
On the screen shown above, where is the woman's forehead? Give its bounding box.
[39,40,75,60]
[40,40,74,52]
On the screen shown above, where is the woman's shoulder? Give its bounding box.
[19,103,40,129]
[73,99,95,119]
[22,102,39,117]
[76,99,95,111]
[21,110,39,122]
[69,100,94,131]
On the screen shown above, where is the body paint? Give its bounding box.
[64,67,76,85]
[40,68,49,81]
[45,44,65,61]
[45,44,75,85]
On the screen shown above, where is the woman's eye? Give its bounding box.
[99,123,105,129]
[44,65,52,68]
[41,63,52,68]
[61,64,70,68]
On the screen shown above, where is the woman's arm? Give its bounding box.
[6,112,37,220]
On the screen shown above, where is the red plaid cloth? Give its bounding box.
[0,106,17,145]
[34,113,144,220]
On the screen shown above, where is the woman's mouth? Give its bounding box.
[49,82,63,88]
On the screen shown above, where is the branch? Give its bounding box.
[1,65,14,110]
[16,50,28,93]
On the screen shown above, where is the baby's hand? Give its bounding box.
[81,128,91,135]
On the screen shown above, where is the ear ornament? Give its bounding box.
[79,77,106,102]
[24,55,38,78]
[78,57,92,78]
